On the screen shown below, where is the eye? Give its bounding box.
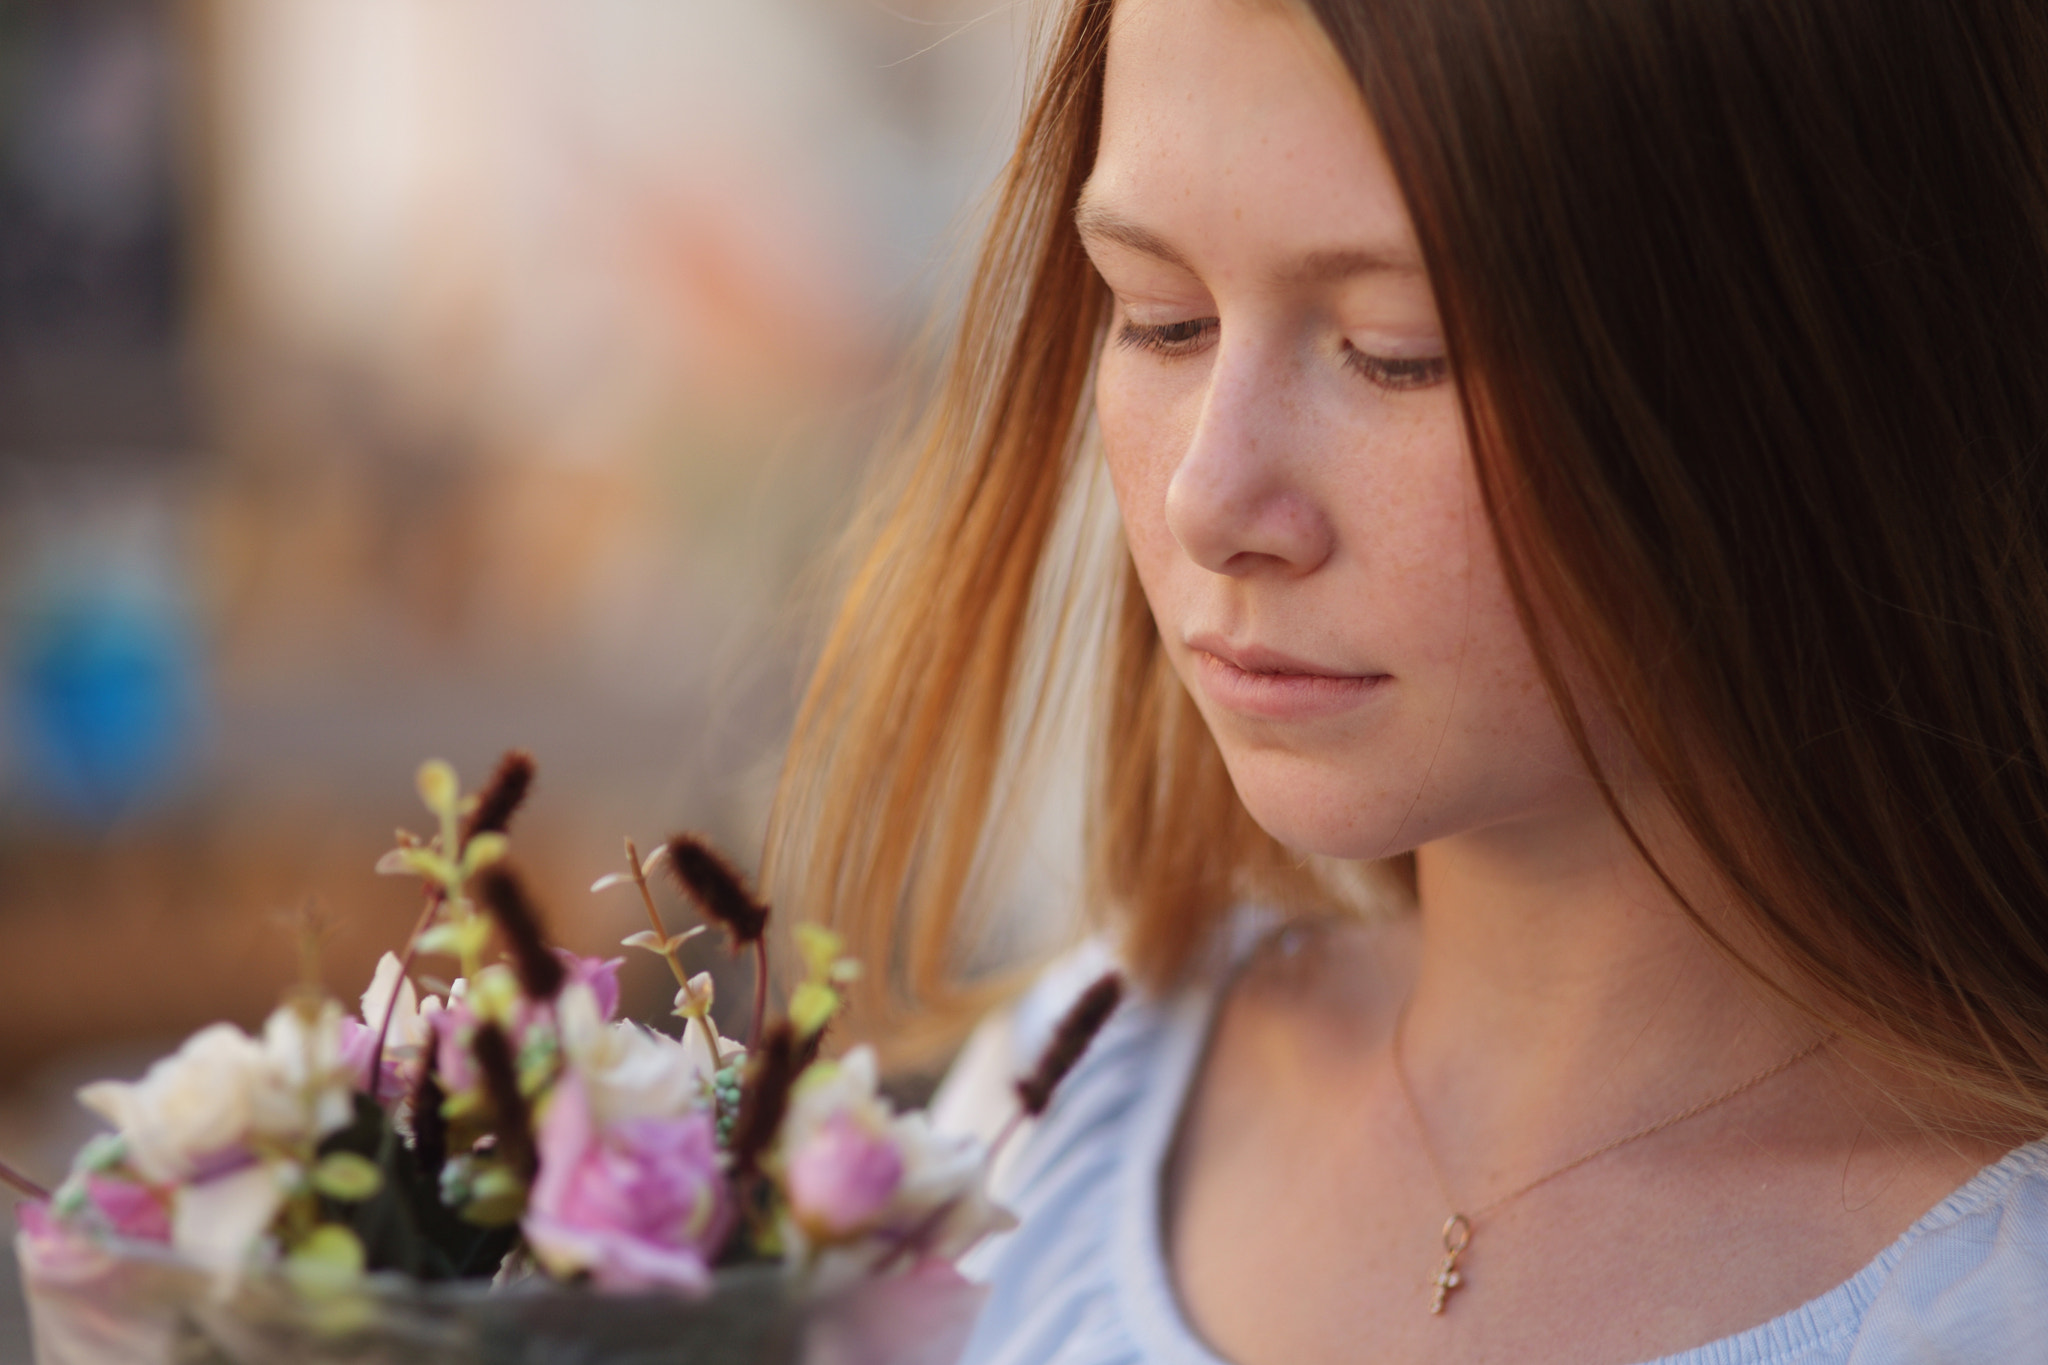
[1344,346,1450,392]
[1115,317,1219,357]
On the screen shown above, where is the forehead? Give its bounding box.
[1083,0,1420,270]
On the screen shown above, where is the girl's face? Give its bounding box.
[1084,0,1599,860]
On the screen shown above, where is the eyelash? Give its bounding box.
[1113,318,1450,392]
[1115,317,1217,356]
[1344,349,1451,391]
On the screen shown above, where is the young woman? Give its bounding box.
[766,0,2048,1360]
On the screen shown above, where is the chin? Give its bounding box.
[1219,747,1435,863]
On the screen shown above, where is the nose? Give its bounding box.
[1163,335,1335,577]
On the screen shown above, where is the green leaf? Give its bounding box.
[468,963,521,1023]
[462,1163,527,1227]
[415,922,463,957]
[793,924,845,979]
[417,916,489,963]
[623,926,706,956]
[460,832,509,875]
[311,1151,383,1202]
[284,1225,366,1297]
[398,847,460,886]
[442,1080,485,1129]
[441,1087,483,1123]
[789,980,840,1038]
[318,1091,517,1282]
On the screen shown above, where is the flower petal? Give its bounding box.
[173,1163,287,1288]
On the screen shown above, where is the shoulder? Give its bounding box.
[943,940,1228,1365]
[1842,1139,2048,1362]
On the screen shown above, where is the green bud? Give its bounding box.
[77,1133,127,1174]
[416,760,460,818]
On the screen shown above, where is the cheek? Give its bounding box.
[1096,349,1196,577]
[1375,452,1543,721]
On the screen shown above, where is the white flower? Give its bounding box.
[359,951,445,1052]
[78,1004,356,1192]
[555,982,738,1126]
[253,999,356,1142]
[79,1024,270,1185]
[882,1108,1013,1261]
[173,1161,292,1284]
[346,952,448,1099]
[78,1003,359,1289]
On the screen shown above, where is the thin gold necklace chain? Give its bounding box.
[1389,1004,1832,1313]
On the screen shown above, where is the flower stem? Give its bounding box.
[871,1192,963,1276]
[625,838,692,990]
[0,1155,49,1201]
[751,939,769,1052]
[440,798,482,981]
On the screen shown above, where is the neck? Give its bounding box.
[1395,791,1812,1185]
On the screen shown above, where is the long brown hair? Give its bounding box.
[765,0,2048,1126]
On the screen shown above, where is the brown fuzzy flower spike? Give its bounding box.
[728,1023,797,1178]
[1016,973,1125,1117]
[410,1052,448,1181]
[471,1022,535,1180]
[663,834,770,947]
[474,866,568,1001]
[462,750,536,842]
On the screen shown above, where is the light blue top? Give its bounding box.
[958,967,2048,1365]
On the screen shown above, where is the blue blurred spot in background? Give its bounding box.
[8,581,200,829]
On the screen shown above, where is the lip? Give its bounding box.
[1185,636,1389,720]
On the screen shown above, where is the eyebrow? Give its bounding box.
[1073,202,1195,269]
[1072,201,1423,286]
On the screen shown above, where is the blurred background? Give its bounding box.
[0,0,1039,1352]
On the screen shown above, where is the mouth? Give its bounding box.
[1185,637,1389,720]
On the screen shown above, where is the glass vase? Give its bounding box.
[16,1231,986,1365]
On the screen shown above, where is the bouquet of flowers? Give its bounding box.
[5,753,1122,1365]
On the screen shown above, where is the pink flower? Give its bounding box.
[556,952,624,1021]
[338,1017,408,1098]
[83,1176,171,1243]
[787,1113,904,1242]
[523,1073,728,1292]
[431,998,480,1094]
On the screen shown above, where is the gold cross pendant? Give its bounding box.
[1430,1214,1473,1315]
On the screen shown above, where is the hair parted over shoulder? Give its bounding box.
[764,0,2048,1120]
